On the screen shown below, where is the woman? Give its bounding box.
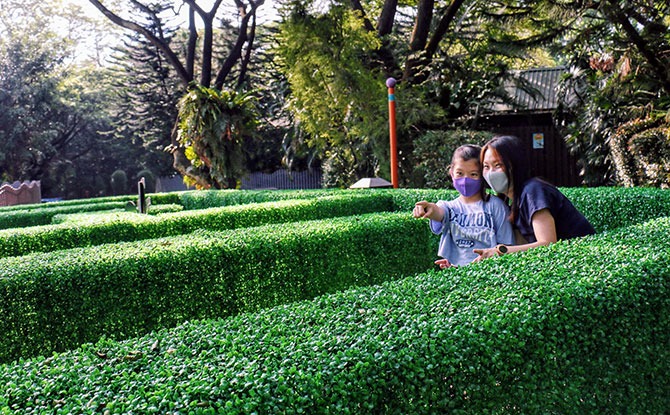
[473,135,595,260]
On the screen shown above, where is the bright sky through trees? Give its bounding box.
[57,0,278,64]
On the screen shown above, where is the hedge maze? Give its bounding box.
[1,187,669,414]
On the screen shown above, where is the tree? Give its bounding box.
[0,0,173,198]
[0,0,67,183]
[88,0,268,189]
[106,32,183,180]
[555,0,670,187]
[276,4,390,186]
[274,0,572,186]
[177,84,258,188]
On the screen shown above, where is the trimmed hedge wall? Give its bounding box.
[1,216,668,414]
[177,188,341,210]
[0,193,181,230]
[560,186,670,231]
[4,186,668,235]
[175,187,670,233]
[0,201,129,230]
[0,212,432,364]
[0,194,394,258]
[4,187,669,258]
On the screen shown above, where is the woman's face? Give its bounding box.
[482,148,506,175]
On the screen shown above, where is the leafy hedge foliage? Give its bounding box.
[1,216,667,414]
[0,212,432,364]
[178,188,342,209]
[0,195,134,213]
[0,193,181,230]
[0,194,394,258]
[0,201,129,230]
[147,203,184,215]
[177,187,670,233]
[560,186,670,231]
[5,186,666,234]
[383,187,670,233]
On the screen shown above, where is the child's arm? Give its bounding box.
[413,201,445,222]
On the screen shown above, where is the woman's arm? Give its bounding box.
[473,208,557,259]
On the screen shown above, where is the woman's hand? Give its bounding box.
[472,247,498,262]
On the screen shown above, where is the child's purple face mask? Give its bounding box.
[453,177,482,197]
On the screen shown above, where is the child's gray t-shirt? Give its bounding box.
[429,196,514,266]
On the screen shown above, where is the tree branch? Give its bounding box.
[376,0,397,36]
[87,0,192,86]
[606,2,670,95]
[425,0,466,58]
[214,0,265,89]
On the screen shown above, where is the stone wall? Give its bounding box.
[0,181,42,206]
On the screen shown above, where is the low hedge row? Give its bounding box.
[0,201,129,230]
[175,187,670,233]
[1,216,667,414]
[0,195,135,213]
[0,194,394,258]
[383,187,670,232]
[4,186,668,235]
[0,211,433,364]
[560,186,670,231]
[177,188,341,210]
[0,193,181,230]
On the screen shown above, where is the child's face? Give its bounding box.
[451,158,481,181]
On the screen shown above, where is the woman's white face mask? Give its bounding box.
[484,170,509,194]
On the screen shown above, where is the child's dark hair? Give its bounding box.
[450,144,481,165]
[450,144,488,200]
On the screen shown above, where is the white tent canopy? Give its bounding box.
[349,177,393,189]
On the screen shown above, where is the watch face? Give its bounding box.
[498,244,508,254]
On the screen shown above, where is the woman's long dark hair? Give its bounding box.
[480,135,532,222]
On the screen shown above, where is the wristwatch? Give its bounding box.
[495,244,508,256]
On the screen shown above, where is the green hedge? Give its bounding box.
[0,195,135,213]
[560,186,670,231]
[4,187,668,234]
[383,187,670,232]
[178,187,670,233]
[1,216,667,414]
[0,194,394,258]
[178,188,344,209]
[0,201,129,230]
[0,193,181,230]
[0,212,432,364]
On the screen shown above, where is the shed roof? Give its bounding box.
[486,66,568,113]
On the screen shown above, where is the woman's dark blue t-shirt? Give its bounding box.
[516,178,595,243]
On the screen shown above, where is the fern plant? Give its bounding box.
[177,84,258,189]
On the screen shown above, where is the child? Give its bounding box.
[413,144,514,268]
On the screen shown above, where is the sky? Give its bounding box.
[65,0,279,23]
[60,0,280,63]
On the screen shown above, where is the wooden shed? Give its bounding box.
[475,67,582,187]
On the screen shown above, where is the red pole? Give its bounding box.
[386,77,399,188]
